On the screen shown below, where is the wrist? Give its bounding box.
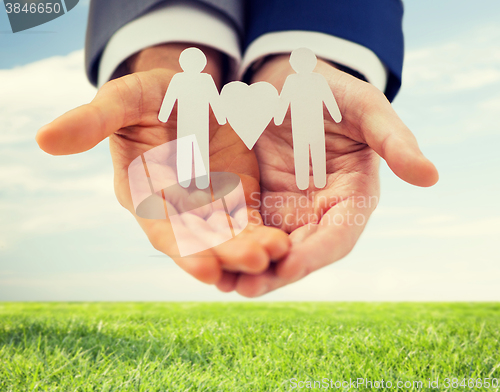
[126,43,225,87]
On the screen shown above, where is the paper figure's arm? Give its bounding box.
[274,76,293,126]
[158,76,180,123]
[321,78,342,123]
[207,78,227,125]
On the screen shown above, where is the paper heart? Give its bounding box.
[220,81,279,150]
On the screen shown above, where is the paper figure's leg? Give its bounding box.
[176,137,193,188]
[310,134,327,189]
[293,135,310,191]
[195,132,210,189]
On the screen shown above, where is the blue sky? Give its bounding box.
[0,0,499,301]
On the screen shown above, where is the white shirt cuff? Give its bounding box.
[97,0,241,88]
[240,31,389,92]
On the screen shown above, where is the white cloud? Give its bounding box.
[0,163,110,193]
[266,263,500,301]
[415,214,456,225]
[0,50,96,143]
[402,25,500,93]
[367,216,500,239]
[479,96,500,111]
[394,24,500,146]
[0,51,120,247]
[447,69,500,92]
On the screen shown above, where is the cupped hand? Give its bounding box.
[217,55,439,297]
[36,44,290,289]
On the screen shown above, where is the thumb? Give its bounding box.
[356,88,439,187]
[36,70,168,155]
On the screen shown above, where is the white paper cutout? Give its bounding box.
[157,47,342,192]
[220,81,279,150]
[275,47,342,190]
[157,47,341,192]
[128,136,248,256]
[158,47,226,189]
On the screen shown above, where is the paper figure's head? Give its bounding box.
[179,47,207,73]
[289,48,317,74]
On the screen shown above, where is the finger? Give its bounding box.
[351,86,439,187]
[216,271,239,293]
[235,265,291,298]
[240,225,291,261]
[276,195,373,281]
[213,222,291,274]
[36,69,172,155]
[236,226,349,298]
[213,234,270,274]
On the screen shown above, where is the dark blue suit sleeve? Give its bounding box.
[85,0,244,87]
[245,0,404,101]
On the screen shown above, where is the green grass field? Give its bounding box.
[0,303,499,391]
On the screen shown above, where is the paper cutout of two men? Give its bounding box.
[158,47,342,191]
